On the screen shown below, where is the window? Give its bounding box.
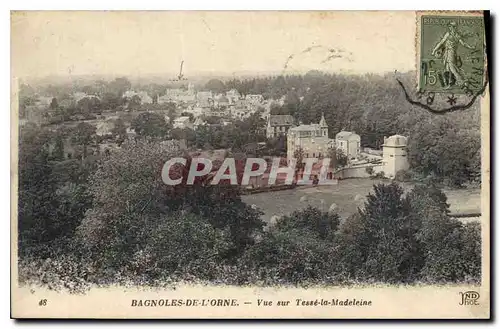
[312,153,316,158]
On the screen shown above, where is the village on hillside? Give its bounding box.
[19,75,480,224]
[20,79,409,178]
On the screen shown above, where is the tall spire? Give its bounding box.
[319,112,328,127]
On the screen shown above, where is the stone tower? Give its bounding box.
[382,134,410,178]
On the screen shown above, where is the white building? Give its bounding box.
[335,131,361,160]
[193,117,207,130]
[196,91,214,108]
[246,94,264,104]
[226,89,241,104]
[159,87,196,104]
[173,116,193,129]
[287,114,332,159]
[215,95,230,108]
[382,134,409,178]
[124,90,153,104]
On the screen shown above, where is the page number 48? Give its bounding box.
[38,299,47,306]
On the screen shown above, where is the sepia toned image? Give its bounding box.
[10,10,490,319]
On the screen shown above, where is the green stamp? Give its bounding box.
[419,15,485,95]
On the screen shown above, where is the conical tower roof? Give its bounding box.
[319,112,328,127]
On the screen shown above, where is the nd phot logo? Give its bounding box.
[459,291,480,306]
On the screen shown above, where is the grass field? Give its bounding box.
[242,178,481,222]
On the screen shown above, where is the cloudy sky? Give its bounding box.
[11,11,417,78]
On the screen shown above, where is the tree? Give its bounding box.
[240,206,340,284]
[101,92,124,111]
[327,147,348,169]
[365,166,374,176]
[276,206,341,241]
[108,77,131,98]
[408,116,480,187]
[167,106,177,122]
[18,125,57,256]
[124,211,234,280]
[408,184,480,282]
[335,182,417,283]
[77,140,184,265]
[50,97,59,111]
[71,122,96,159]
[127,95,142,110]
[270,103,288,115]
[239,228,332,284]
[204,79,226,94]
[77,139,265,272]
[77,96,101,114]
[170,127,195,144]
[111,118,127,145]
[283,89,301,116]
[52,134,65,161]
[265,135,286,156]
[131,112,169,138]
[294,147,305,172]
[18,124,95,258]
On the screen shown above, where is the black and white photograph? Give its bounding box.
[10,10,490,319]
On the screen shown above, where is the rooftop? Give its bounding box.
[174,116,191,122]
[384,134,408,147]
[289,124,321,132]
[336,131,360,140]
[269,114,294,126]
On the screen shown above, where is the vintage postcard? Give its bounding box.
[10,10,490,319]
[418,13,486,95]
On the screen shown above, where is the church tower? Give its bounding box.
[319,112,328,137]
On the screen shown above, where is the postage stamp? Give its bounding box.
[418,13,486,95]
[10,10,490,320]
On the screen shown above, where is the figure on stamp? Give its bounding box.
[431,21,476,89]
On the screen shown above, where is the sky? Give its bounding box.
[11,11,417,79]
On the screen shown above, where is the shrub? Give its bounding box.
[275,206,340,241]
[418,219,481,283]
[77,139,265,265]
[239,229,334,285]
[365,166,374,176]
[237,206,342,285]
[334,183,421,283]
[18,254,96,294]
[371,171,386,179]
[394,169,413,182]
[409,184,480,283]
[120,211,234,282]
